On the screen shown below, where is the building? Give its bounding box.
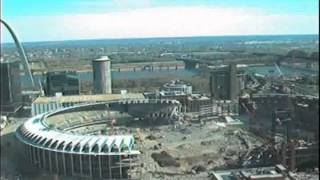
[143,79,240,114]
[16,99,181,179]
[248,94,319,141]
[45,71,80,96]
[0,116,8,130]
[211,165,291,180]
[209,64,240,100]
[161,80,192,95]
[0,59,22,114]
[186,94,211,112]
[92,56,112,94]
[16,108,140,179]
[158,91,189,111]
[280,140,319,171]
[199,100,239,118]
[31,93,144,116]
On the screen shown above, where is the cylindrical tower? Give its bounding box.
[92,56,112,94]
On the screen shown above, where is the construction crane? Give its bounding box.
[274,63,284,77]
[271,109,292,144]
[134,128,144,144]
[1,19,36,89]
[105,103,115,135]
[240,96,257,122]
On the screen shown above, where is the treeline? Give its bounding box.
[80,76,210,95]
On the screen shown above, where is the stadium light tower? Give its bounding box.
[1,19,35,88]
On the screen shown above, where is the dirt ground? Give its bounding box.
[1,117,263,180]
[133,120,264,180]
[0,119,65,180]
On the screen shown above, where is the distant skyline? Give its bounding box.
[1,0,319,43]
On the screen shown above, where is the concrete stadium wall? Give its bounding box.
[17,99,181,179]
[22,143,136,179]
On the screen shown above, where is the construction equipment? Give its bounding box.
[135,128,144,143]
[271,109,293,144]
[274,63,284,77]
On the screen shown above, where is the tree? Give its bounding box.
[286,49,308,59]
[309,51,319,61]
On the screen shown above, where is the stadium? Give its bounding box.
[15,99,181,179]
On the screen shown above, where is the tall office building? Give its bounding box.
[0,59,22,113]
[45,71,80,96]
[229,64,238,100]
[209,64,239,100]
[92,56,112,94]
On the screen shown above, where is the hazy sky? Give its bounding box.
[1,0,319,43]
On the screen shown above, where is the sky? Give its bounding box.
[1,0,319,43]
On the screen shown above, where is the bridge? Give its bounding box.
[177,53,317,70]
[251,93,318,102]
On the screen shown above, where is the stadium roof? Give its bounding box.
[16,105,140,155]
[33,93,144,104]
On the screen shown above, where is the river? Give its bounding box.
[20,65,317,87]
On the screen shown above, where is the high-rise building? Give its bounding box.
[92,56,112,94]
[209,64,239,100]
[0,59,22,113]
[45,71,80,96]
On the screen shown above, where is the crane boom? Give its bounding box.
[274,63,283,76]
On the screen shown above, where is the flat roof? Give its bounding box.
[93,56,110,61]
[33,93,145,104]
[211,166,286,180]
[0,59,20,64]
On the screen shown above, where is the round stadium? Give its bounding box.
[15,99,181,179]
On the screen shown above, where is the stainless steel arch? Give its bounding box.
[1,19,35,87]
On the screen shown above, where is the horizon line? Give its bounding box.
[1,33,319,45]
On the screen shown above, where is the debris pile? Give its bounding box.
[151,151,180,167]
